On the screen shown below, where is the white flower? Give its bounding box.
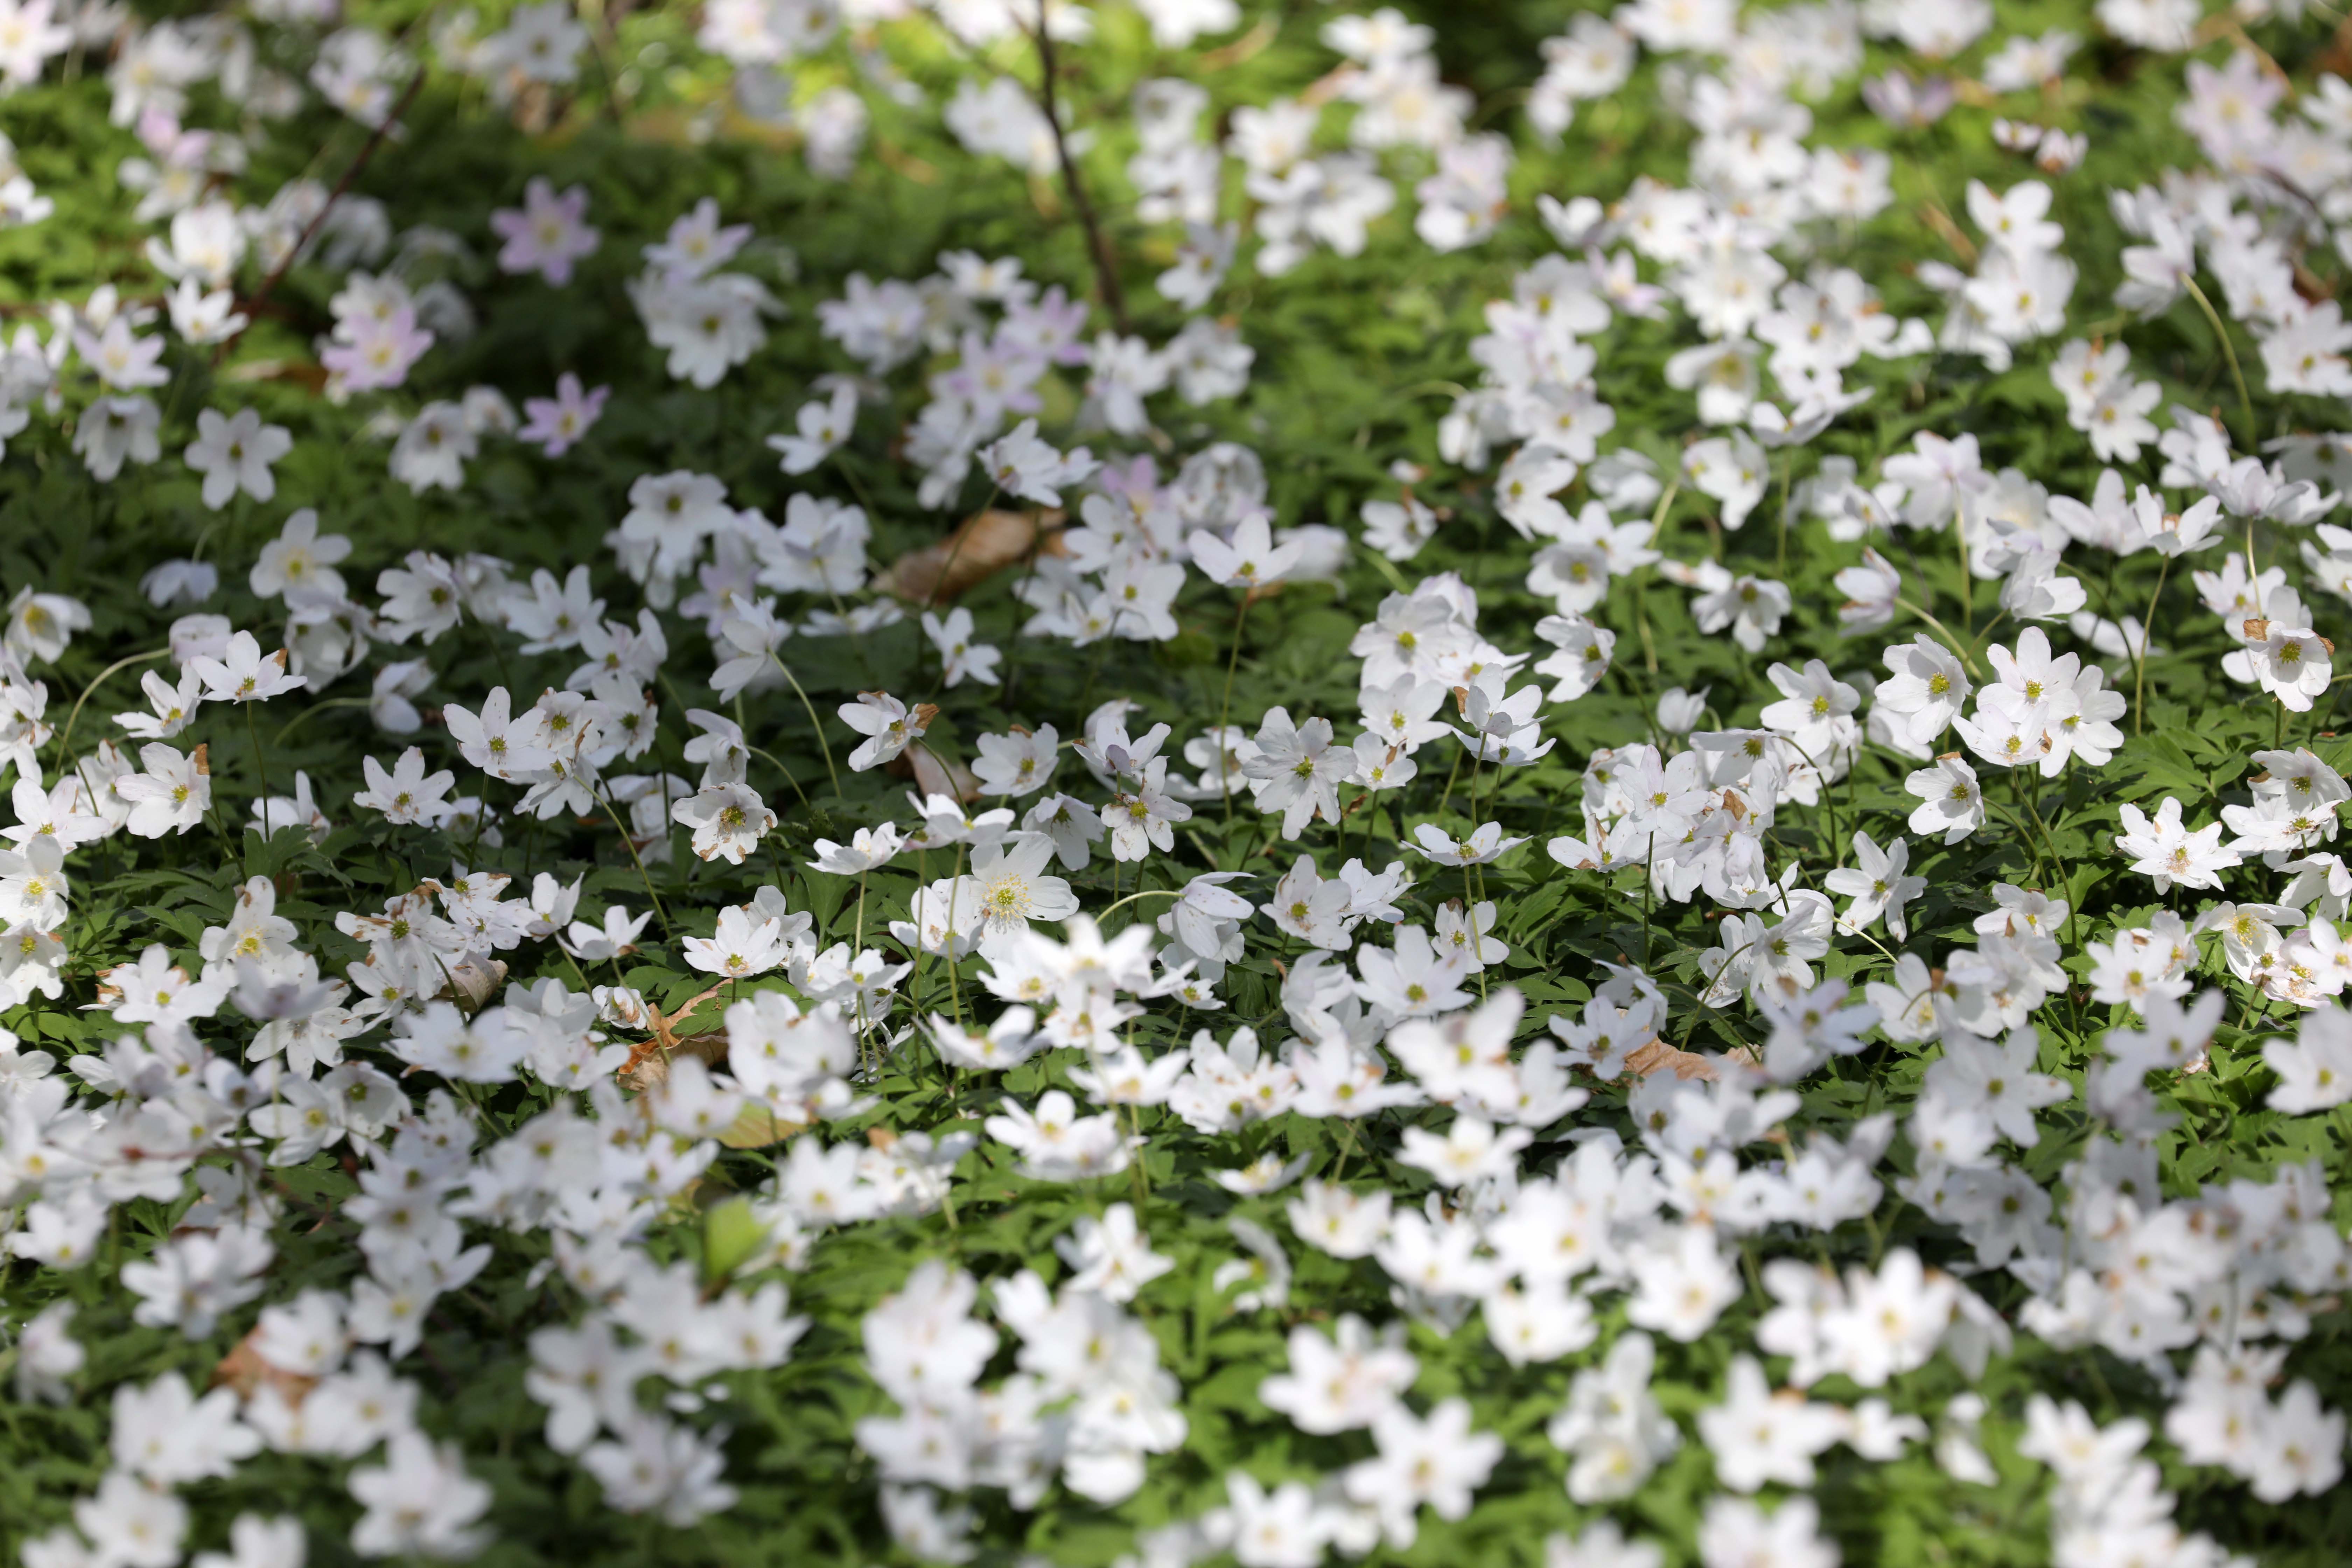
[672,780,776,864]
[1695,1495,1838,1568]
[1823,831,1926,939]
[961,832,1079,949]
[183,407,293,510]
[250,509,353,600]
[6,587,92,665]
[352,748,455,826]
[1903,755,1983,845]
[838,691,931,772]
[2116,797,2241,892]
[2249,621,2333,712]
[118,742,212,838]
[1191,515,1305,589]
[1053,1203,1175,1302]
[767,383,857,474]
[348,1431,492,1559]
[977,417,1097,505]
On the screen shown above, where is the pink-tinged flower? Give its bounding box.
[519,372,610,456]
[320,306,434,393]
[489,178,601,286]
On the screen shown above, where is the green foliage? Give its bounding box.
[5,1,2352,1566]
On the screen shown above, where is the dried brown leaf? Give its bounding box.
[440,954,507,1012]
[219,359,329,390]
[874,509,1061,603]
[890,741,982,804]
[214,1328,318,1407]
[616,983,733,1091]
[717,1102,806,1149]
[1623,1038,1720,1081]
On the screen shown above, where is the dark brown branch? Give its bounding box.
[1030,18,1129,337]
[217,65,428,361]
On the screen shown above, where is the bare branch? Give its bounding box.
[1030,16,1129,337]
[218,65,429,362]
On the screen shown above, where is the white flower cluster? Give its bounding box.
[12,0,2352,1566]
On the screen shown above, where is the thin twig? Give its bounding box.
[1029,15,1129,335]
[219,65,429,361]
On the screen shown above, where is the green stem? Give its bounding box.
[1095,886,1184,928]
[53,648,169,768]
[274,695,372,746]
[599,788,674,940]
[2015,788,2068,898]
[1895,599,1985,679]
[2132,556,2173,736]
[1641,830,1656,962]
[244,701,272,855]
[1648,474,1681,534]
[2246,517,2266,621]
[1216,595,1251,824]
[945,842,967,1027]
[910,846,930,1012]
[1435,744,1464,819]
[208,781,237,864]
[746,741,812,809]
[1126,1101,1149,1204]
[2183,275,2258,451]
[1952,498,1973,637]
[768,652,841,796]
[1989,797,2047,886]
[1775,455,1792,579]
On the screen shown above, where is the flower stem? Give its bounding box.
[768,651,841,795]
[52,647,169,768]
[945,842,967,1028]
[1216,595,1251,824]
[2245,518,2265,621]
[1952,498,1973,637]
[746,741,812,809]
[1126,1102,1149,1204]
[1894,599,1985,679]
[1641,831,1657,962]
[244,701,272,854]
[1435,744,1463,819]
[2183,275,2258,452]
[273,695,372,746]
[1095,886,1184,928]
[1775,455,1793,578]
[599,788,674,940]
[2132,556,2174,735]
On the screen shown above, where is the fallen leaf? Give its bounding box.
[874,508,1061,603]
[1203,15,1278,69]
[891,741,982,803]
[873,136,939,184]
[620,1036,728,1094]
[617,982,734,1091]
[1623,1038,1719,1081]
[213,1328,317,1407]
[219,359,329,390]
[440,953,507,1012]
[718,1101,806,1149]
